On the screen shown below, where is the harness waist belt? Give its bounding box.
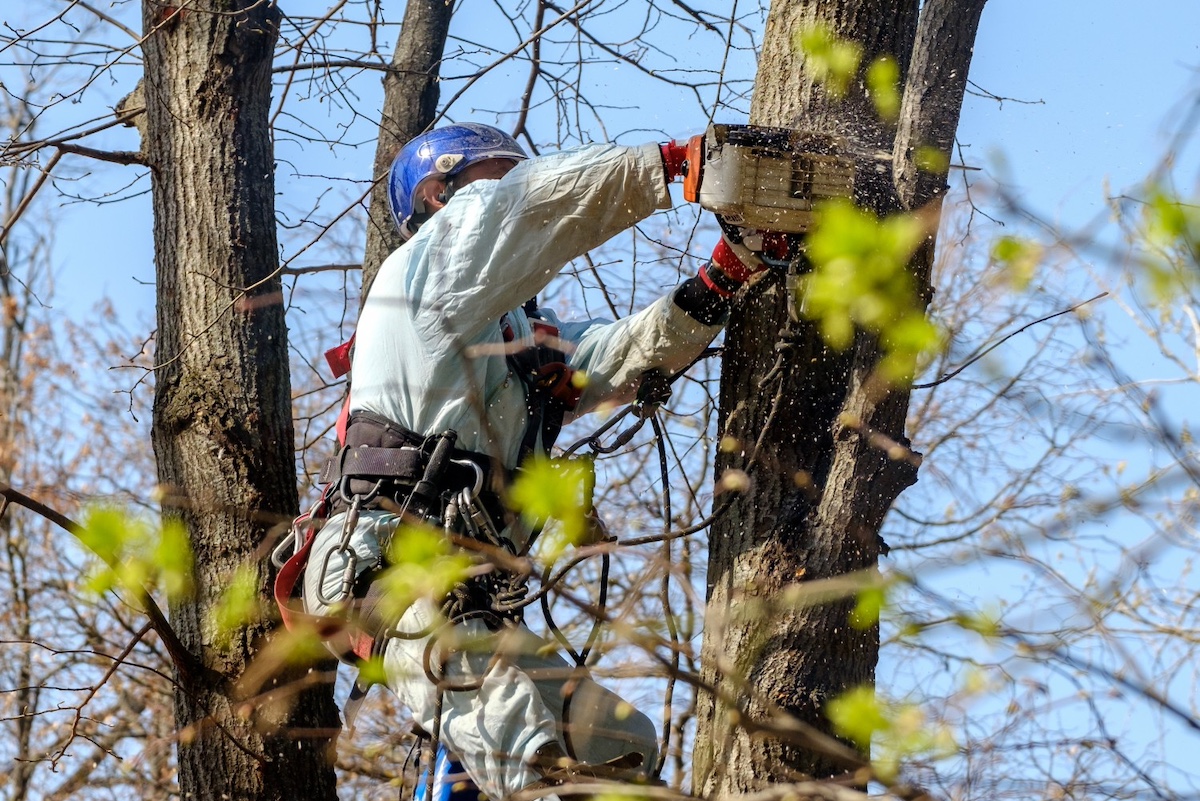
[320,445,484,489]
[323,411,508,505]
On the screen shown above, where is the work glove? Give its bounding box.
[697,233,775,297]
[660,135,705,198]
[660,140,689,182]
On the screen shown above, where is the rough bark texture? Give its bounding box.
[361,0,453,299]
[694,0,986,793]
[142,2,339,798]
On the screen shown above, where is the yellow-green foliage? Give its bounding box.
[915,145,949,174]
[794,22,862,98]
[355,654,389,687]
[508,455,594,559]
[375,522,473,621]
[990,235,1043,291]
[827,685,957,782]
[77,506,193,602]
[1139,188,1200,301]
[850,582,887,629]
[866,55,901,122]
[803,199,943,380]
[211,564,263,636]
[795,22,902,125]
[953,606,1002,639]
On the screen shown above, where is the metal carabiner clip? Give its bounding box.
[450,459,484,500]
[314,494,367,607]
[270,527,298,569]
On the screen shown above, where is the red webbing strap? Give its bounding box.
[325,334,356,447]
[273,528,318,633]
[335,394,352,447]
[273,523,375,663]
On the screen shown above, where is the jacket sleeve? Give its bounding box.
[547,291,724,416]
[400,142,671,343]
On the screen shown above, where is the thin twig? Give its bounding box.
[912,292,1109,389]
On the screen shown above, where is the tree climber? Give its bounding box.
[290,122,772,799]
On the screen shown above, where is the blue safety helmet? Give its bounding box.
[388,123,528,238]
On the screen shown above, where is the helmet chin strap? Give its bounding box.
[441,172,466,203]
[404,177,455,238]
[402,210,432,239]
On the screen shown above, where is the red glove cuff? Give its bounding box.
[660,141,689,182]
[710,239,761,284]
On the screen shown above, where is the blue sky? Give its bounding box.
[965,1,1198,223]
[35,1,1200,320]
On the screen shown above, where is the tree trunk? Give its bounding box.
[361,0,454,298]
[142,1,339,798]
[694,0,985,792]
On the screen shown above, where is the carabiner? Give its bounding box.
[270,527,298,569]
[450,459,485,500]
[314,494,364,607]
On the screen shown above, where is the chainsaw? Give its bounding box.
[681,123,856,265]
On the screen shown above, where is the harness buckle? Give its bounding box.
[338,474,385,505]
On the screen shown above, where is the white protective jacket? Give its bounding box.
[305,141,724,797]
[349,141,723,471]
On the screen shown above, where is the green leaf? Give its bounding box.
[914,146,949,174]
[990,235,1042,290]
[76,505,195,602]
[866,55,901,121]
[211,565,264,635]
[1145,189,1189,242]
[827,685,888,749]
[355,655,389,687]
[801,199,939,377]
[376,522,473,620]
[509,456,595,558]
[77,507,126,567]
[1137,188,1200,303]
[879,311,945,382]
[794,22,862,98]
[850,584,886,629]
[953,607,1002,639]
[828,686,958,783]
[154,518,195,601]
[275,625,330,665]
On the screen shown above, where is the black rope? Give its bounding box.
[649,413,678,780]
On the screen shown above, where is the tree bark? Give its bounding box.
[361,0,454,299]
[142,1,339,798]
[694,0,985,793]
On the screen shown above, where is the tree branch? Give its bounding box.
[0,481,199,682]
[54,142,147,166]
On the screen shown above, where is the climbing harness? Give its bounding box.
[271,302,587,763]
